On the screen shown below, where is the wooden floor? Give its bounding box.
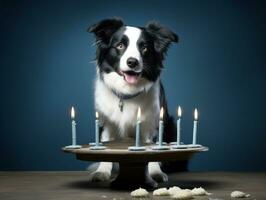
[0,172,265,200]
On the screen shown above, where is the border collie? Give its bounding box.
[88,18,178,182]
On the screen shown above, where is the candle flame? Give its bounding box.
[71,106,75,119]
[95,111,99,119]
[194,108,198,120]
[159,107,164,120]
[177,106,182,117]
[137,107,141,120]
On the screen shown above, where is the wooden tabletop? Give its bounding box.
[0,171,265,200]
[63,143,208,162]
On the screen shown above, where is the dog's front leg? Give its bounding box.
[148,162,168,183]
[88,121,115,182]
[142,124,168,183]
[88,162,113,182]
[101,120,116,142]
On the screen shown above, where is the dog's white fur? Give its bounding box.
[95,75,159,140]
[120,27,143,73]
[89,27,167,182]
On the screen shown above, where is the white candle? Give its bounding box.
[135,107,141,147]
[95,111,100,146]
[192,108,198,145]
[176,106,182,145]
[71,106,77,146]
[158,107,164,146]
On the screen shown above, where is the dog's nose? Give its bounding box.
[127,57,139,68]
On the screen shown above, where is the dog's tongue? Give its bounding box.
[124,73,139,84]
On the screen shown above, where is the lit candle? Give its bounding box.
[65,106,81,149]
[95,111,100,146]
[192,108,198,145]
[135,107,141,147]
[152,107,169,150]
[71,107,77,146]
[128,108,145,151]
[90,111,106,150]
[171,106,187,149]
[152,107,170,150]
[158,107,164,146]
[176,106,182,145]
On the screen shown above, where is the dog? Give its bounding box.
[88,18,178,182]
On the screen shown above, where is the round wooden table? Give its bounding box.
[63,142,208,189]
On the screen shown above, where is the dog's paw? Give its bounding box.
[150,171,168,183]
[88,171,111,182]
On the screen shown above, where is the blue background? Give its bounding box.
[1,0,266,171]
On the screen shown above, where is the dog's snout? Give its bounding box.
[127,57,139,68]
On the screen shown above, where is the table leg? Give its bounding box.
[111,162,158,189]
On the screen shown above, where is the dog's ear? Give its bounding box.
[145,21,178,55]
[88,18,124,46]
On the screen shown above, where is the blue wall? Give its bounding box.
[1,0,266,171]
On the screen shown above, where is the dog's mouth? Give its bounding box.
[119,70,141,84]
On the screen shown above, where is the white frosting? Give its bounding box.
[231,191,250,198]
[171,189,193,199]
[153,188,170,196]
[168,186,182,195]
[130,188,149,197]
[191,187,211,196]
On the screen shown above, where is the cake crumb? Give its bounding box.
[168,186,182,195]
[171,189,193,199]
[130,187,149,197]
[153,187,170,196]
[191,187,211,196]
[231,191,250,198]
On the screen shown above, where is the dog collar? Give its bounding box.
[110,88,144,112]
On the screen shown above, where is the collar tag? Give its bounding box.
[119,99,124,112]
[109,88,145,112]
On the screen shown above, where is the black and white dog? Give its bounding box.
[88,18,178,182]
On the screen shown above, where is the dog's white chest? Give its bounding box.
[95,78,160,138]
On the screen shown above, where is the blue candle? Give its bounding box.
[176,106,182,145]
[95,111,99,146]
[71,107,77,146]
[128,107,145,151]
[65,106,81,149]
[152,107,169,150]
[192,109,198,145]
[171,106,187,149]
[90,111,106,150]
[135,107,141,147]
[158,107,164,146]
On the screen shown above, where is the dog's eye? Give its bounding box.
[116,43,125,50]
[142,46,148,52]
[142,45,148,52]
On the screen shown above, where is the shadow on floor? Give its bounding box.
[63,180,111,190]
[63,176,227,191]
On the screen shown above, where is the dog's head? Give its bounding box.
[88,18,178,94]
